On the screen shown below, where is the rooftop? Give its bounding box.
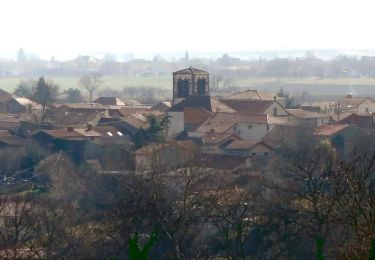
[173,67,209,75]
[286,109,328,119]
[336,96,374,108]
[169,96,236,113]
[202,132,240,145]
[184,107,212,125]
[195,112,268,133]
[225,89,277,101]
[314,124,350,137]
[221,99,276,114]
[94,97,126,106]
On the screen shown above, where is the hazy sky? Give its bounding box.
[1,0,374,59]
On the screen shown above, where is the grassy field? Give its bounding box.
[2,76,375,97]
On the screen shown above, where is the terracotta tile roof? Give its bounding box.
[74,128,102,137]
[286,109,328,119]
[93,126,124,137]
[121,114,148,129]
[93,97,125,106]
[38,129,83,139]
[169,96,236,113]
[225,89,276,100]
[150,102,171,112]
[60,103,107,110]
[173,67,208,75]
[195,112,268,134]
[336,97,374,108]
[184,107,211,125]
[117,106,150,117]
[221,99,275,114]
[202,132,240,145]
[314,124,350,137]
[54,111,103,126]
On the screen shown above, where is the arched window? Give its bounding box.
[197,78,207,96]
[177,79,189,98]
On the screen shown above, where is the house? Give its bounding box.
[93,97,126,106]
[0,89,12,113]
[314,124,363,155]
[150,102,171,113]
[52,110,104,127]
[135,140,198,173]
[286,109,330,127]
[223,140,274,157]
[202,132,241,154]
[183,107,212,131]
[335,95,375,113]
[104,105,151,118]
[6,97,41,114]
[31,125,103,145]
[220,99,289,117]
[92,125,130,145]
[98,114,149,137]
[190,112,270,141]
[224,89,277,101]
[339,113,375,128]
[52,103,107,114]
[167,95,235,137]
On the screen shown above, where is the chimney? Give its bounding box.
[67,126,74,132]
[87,122,93,131]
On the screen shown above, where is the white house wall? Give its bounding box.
[167,112,184,137]
[265,102,289,116]
[229,123,269,141]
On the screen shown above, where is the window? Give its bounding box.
[366,107,369,112]
[197,78,207,96]
[264,152,269,156]
[273,107,278,116]
[252,152,256,156]
[107,132,113,136]
[248,124,253,129]
[177,78,190,98]
[117,131,123,136]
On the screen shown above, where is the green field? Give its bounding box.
[1,76,375,97]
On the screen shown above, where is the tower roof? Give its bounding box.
[173,67,209,75]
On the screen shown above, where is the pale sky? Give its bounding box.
[0,0,374,59]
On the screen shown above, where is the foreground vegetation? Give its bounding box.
[0,129,374,259]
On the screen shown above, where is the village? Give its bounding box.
[0,67,373,258]
[0,67,372,178]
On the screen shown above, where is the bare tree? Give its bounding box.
[79,73,103,103]
[31,77,59,123]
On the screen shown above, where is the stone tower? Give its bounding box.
[172,67,209,103]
